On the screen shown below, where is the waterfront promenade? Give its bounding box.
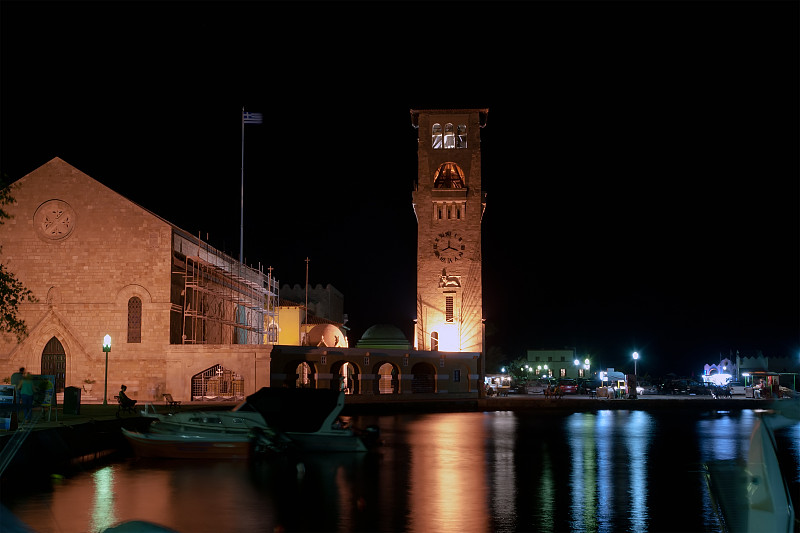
[2,391,778,433]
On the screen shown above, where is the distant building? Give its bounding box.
[525,349,587,379]
[280,283,345,324]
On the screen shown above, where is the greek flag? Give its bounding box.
[243,111,263,124]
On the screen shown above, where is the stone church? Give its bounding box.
[0,157,274,404]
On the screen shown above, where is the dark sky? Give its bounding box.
[2,1,797,377]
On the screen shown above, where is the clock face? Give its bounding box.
[433,230,465,263]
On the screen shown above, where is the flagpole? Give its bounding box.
[240,107,245,264]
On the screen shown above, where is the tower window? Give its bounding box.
[456,125,467,148]
[431,331,439,351]
[444,123,455,149]
[433,162,465,188]
[432,123,467,149]
[127,296,142,343]
[432,123,443,149]
[445,296,454,322]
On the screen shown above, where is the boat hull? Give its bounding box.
[122,428,253,460]
[285,431,367,452]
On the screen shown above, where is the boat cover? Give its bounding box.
[245,388,343,433]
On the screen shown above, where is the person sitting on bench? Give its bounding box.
[119,384,137,409]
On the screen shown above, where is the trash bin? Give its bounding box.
[63,386,81,415]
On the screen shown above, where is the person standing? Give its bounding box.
[10,367,24,415]
[19,372,35,423]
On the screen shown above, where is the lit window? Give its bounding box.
[432,123,443,149]
[433,162,465,188]
[445,296,454,322]
[127,297,142,343]
[456,124,467,148]
[444,123,455,149]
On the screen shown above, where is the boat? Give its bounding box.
[703,400,798,532]
[121,427,260,459]
[121,388,372,459]
[245,387,372,453]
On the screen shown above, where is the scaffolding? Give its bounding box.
[173,233,278,345]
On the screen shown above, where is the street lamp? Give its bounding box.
[632,351,639,377]
[102,334,111,405]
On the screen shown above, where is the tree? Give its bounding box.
[0,178,36,341]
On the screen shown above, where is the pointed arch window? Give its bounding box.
[433,162,465,188]
[127,296,142,343]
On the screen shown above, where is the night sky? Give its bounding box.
[2,1,797,377]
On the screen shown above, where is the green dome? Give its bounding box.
[357,324,410,349]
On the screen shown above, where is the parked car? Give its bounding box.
[578,379,602,395]
[659,379,691,395]
[660,379,712,395]
[558,378,578,394]
[639,382,659,395]
[689,381,713,395]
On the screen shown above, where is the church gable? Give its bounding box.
[0,157,174,315]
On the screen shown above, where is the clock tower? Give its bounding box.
[411,109,488,354]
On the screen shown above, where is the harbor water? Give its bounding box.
[2,408,799,532]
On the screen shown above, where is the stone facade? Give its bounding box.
[269,345,481,397]
[0,158,271,403]
[411,109,487,354]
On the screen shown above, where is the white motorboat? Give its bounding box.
[123,388,372,458]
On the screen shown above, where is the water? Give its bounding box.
[3,408,799,533]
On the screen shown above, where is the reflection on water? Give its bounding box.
[407,413,489,532]
[3,408,798,533]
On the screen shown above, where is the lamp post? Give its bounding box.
[632,351,639,377]
[102,334,111,406]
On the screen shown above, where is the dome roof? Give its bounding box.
[357,324,410,349]
[307,324,348,348]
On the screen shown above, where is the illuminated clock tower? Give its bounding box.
[411,108,488,354]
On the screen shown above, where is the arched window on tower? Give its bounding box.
[456,124,467,148]
[127,296,142,343]
[431,123,443,149]
[443,123,455,149]
[433,162,465,188]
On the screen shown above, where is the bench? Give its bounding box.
[115,395,137,417]
[163,393,181,410]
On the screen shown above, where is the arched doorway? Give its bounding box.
[411,362,436,393]
[375,362,399,394]
[331,361,359,395]
[41,337,66,393]
[296,362,314,388]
